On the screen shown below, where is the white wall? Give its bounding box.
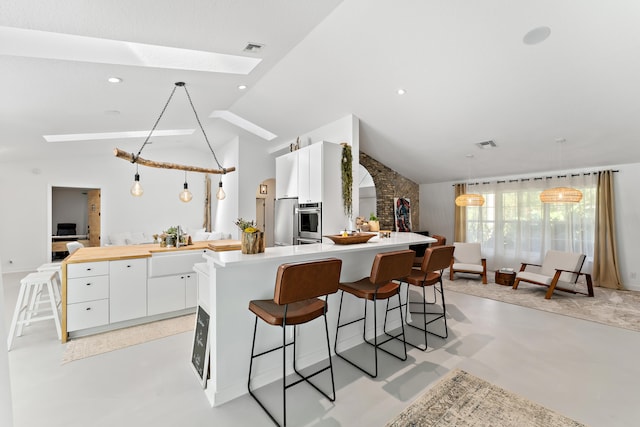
[419,163,640,291]
[0,147,210,273]
[0,259,14,427]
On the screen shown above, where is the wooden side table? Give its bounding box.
[494,270,516,286]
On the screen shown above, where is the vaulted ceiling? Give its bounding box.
[2,0,639,184]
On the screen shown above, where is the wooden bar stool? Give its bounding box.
[247,258,342,427]
[402,245,455,351]
[7,270,62,350]
[334,249,414,378]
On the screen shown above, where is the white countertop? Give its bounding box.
[204,232,435,267]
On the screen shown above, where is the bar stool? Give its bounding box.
[247,258,342,427]
[334,249,415,378]
[36,262,62,304]
[402,245,455,351]
[7,270,62,350]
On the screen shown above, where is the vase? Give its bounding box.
[368,220,380,232]
[241,231,265,254]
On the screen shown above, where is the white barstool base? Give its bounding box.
[7,271,62,351]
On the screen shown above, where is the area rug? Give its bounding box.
[443,276,640,333]
[386,369,585,427]
[62,314,195,364]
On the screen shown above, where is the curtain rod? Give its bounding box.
[453,170,619,187]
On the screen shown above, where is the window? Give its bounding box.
[465,175,596,270]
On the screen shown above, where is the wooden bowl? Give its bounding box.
[324,233,377,245]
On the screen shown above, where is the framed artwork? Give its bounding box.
[259,184,268,195]
[394,197,412,232]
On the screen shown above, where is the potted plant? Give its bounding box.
[235,218,265,254]
[164,226,178,247]
[368,213,380,232]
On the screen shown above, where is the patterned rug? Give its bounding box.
[62,314,195,364]
[386,369,585,427]
[443,276,640,333]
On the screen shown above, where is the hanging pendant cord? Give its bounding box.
[133,84,179,162]
[181,83,225,172]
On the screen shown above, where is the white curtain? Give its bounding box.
[465,174,597,272]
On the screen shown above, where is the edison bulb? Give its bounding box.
[216,182,226,200]
[130,173,143,197]
[179,183,193,202]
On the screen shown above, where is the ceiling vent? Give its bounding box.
[476,140,497,149]
[243,42,264,53]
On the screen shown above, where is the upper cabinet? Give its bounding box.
[275,151,298,199]
[298,142,323,203]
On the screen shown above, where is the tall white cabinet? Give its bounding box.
[275,141,345,238]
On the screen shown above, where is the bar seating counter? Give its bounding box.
[200,232,434,407]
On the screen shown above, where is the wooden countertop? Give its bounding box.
[65,240,241,264]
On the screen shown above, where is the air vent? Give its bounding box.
[243,42,264,53]
[476,140,497,149]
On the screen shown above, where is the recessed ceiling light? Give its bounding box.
[523,26,551,45]
[238,84,247,90]
[108,77,122,83]
[397,88,406,95]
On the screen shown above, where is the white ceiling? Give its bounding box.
[2,0,640,184]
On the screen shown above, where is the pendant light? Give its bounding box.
[116,82,235,198]
[539,139,583,203]
[179,172,193,203]
[455,154,485,207]
[216,176,226,200]
[130,164,143,197]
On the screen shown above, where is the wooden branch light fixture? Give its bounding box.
[115,82,235,201]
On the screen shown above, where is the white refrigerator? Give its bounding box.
[274,198,298,246]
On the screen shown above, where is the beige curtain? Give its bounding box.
[203,174,212,232]
[454,183,466,242]
[593,170,623,289]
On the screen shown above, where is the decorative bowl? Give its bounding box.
[324,233,377,245]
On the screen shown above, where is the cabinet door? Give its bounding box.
[298,143,323,203]
[148,275,185,316]
[275,151,299,199]
[298,147,311,203]
[185,274,197,309]
[109,259,147,323]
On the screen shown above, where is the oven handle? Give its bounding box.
[295,207,321,214]
[296,237,321,244]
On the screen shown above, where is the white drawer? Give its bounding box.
[67,299,109,331]
[67,261,109,278]
[67,276,109,304]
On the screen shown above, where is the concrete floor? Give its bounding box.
[3,270,640,427]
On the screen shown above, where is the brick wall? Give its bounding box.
[359,152,420,231]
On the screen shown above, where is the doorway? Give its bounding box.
[50,187,101,260]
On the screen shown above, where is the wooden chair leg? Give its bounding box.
[512,278,521,290]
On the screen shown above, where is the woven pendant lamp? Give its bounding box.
[455,154,485,207]
[539,139,582,204]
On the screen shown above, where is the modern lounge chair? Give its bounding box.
[449,242,487,284]
[512,250,594,299]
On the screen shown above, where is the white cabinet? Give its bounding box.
[297,143,323,203]
[66,261,109,332]
[109,258,147,323]
[275,151,299,199]
[148,273,196,315]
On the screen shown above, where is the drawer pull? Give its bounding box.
[86,283,91,286]
[86,268,92,271]
[85,307,92,311]
[127,265,131,268]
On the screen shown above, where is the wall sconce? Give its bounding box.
[259,184,268,195]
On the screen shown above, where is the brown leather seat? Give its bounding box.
[248,258,342,427]
[413,234,446,267]
[404,245,455,351]
[334,249,415,378]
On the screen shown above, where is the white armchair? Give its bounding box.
[512,250,593,299]
[449,242,487,284]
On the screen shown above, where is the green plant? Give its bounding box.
[235,218,260,233]
[341,143,353,218]
[369,213,378,221]
[165,226,178,237]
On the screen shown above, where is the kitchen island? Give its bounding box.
[60,240,240,342]
[200,232,434,406]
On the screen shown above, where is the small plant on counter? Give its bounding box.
[235,218,260,233]
[369,213,378,221]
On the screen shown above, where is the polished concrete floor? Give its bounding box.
[3,270,640,427]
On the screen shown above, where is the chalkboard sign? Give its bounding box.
[191,305,210,388]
